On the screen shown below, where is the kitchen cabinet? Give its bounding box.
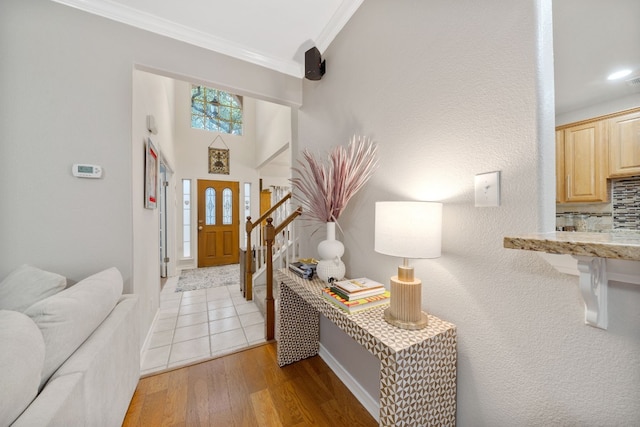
[556,120,608,203]
[556,130,565,203]
[608,110,640,178]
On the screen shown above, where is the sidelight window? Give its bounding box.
[182,179,191,258]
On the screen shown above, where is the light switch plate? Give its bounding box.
[475,171,501,207]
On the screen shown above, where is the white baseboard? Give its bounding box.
[140,308,160,367]
[318,344,379,422]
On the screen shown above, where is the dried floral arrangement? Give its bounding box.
[291,135,378,224]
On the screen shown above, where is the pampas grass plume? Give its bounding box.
[291,135,378,224]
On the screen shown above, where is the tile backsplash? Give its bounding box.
[612,177,640,230]
[556,176,639,231]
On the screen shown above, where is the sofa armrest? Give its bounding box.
[13,295,140,427]
[11,373,86,427]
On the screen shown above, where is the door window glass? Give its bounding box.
[223,188,232,225]
[205,188,216,225]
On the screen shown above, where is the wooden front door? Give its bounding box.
[260,189,271,244]
[197,180,240,267]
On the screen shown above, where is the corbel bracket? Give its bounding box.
[573,256,608,329]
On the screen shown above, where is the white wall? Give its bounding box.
[255,100,292,168]
[299,0,640,425]
[0,0,301,348]
[255,100,292,190]
[131,70,177,344]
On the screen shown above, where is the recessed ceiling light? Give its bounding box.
[607,69,633,80]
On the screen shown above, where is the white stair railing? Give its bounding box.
[243,192,300,301]
[263,207,303,340]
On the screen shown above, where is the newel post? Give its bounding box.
[264,217,276,340]
[245,216,253,301]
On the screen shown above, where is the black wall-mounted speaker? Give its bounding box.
[305,47,326,81]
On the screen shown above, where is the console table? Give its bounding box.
[276,269,457,427]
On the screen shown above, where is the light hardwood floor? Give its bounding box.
[123,342,378,427]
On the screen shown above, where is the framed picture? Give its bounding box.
[209,147,230,174]
[144,138,159,209]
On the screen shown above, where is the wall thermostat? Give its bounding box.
[72,164,102,178]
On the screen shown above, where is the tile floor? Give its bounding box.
[140,275,266,376]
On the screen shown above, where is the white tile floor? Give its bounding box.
[140,275,266,376]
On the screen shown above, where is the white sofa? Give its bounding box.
[0,265,140,427]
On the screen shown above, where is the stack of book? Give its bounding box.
[322,278,390,313]
[288,261,317,279]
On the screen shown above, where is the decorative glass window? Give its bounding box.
[222,188,233,225]
[205,188,216,225]
[182,179,191,258]
[191,85,243,135]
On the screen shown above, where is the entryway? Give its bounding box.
[139,275,266,375]
[134,68,293,375]
[197,179,240,268]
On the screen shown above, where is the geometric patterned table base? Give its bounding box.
[276,269,457,426]
[277,283,320,366]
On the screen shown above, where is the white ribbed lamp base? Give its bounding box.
[384,269,428,330]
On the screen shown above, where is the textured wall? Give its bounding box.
[299,0,640,424]
[131,70,177,344]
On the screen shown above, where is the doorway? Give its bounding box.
[197,179,240,267]
[159,161,172,279]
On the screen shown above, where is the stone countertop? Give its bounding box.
[503,231,640,261]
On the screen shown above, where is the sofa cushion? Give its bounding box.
[0,264,66,312]
[0,310,46,426]
[24,267,123,390]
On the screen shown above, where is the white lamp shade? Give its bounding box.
[374,201,442,259]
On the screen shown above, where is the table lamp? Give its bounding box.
[374,201,442,330]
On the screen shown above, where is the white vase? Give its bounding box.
[316,222,346,283]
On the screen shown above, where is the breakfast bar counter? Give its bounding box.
[503,231,640,261]
[504,231,640,329]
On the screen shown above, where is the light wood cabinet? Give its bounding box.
[608,110,640,177]
[556,130,565,203]
[556,120,608,203]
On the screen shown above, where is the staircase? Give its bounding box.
[243,193,302,340]
[250,251,285,319]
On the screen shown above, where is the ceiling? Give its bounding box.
[53,0,639,115]
[553,0,640,115]
[52,0,362,78]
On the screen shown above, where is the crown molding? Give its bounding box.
[315,0,363,53]
[51,0,304,77]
